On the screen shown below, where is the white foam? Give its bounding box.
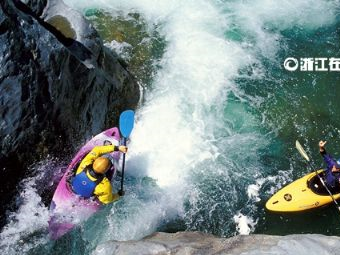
[247,178,268,202]
[247,184,261,202]
[104,40,132,61]
[228,0,338,58]
[232,0,338,30]
[0,177,49,253]
[98,0,253,190]
[233,212,257,235]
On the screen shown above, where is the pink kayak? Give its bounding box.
[48,127,121,239]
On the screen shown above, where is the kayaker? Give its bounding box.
[71,144,128,204]
[319,140,340,189]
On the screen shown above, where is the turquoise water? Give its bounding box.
[1,0,340,254]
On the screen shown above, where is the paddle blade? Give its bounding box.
[296,140,310,162]
[119,110,135,138]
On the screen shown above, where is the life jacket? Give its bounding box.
[71,167,104,198]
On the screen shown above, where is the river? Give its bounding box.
[1,0,340,254]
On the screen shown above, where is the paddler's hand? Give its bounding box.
[118,145,128,153]
[319,140,327,152]
[331,165,339,173]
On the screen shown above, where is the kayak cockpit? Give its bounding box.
[65,151,116,195]
[307,171,340,196]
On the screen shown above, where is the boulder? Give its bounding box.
[0,0,140,227]
[93,231,340,255]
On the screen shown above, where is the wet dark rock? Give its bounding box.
[19,0,47,16]
[0,0,140,227]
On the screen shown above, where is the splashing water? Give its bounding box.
[0,158,62,254]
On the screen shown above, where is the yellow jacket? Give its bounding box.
[76,145,119,204]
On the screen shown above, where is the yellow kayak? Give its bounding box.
[266,170,340,212]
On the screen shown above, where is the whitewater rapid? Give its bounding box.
[65,0,337,238]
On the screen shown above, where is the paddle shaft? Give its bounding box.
[120,137,127,194]
[118,110,134,195]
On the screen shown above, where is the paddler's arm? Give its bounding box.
[319,140,337,169]
[93,178,121,204]
[319,141,338,187]
[76,145,127,174]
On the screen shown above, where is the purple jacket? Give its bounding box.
[321,150,339,188]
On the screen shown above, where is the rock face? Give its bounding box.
[0,0,139,227]
[93,231,340,255]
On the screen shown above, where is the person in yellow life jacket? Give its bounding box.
[71,145,128,204]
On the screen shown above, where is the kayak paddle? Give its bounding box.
[296,140,340,213]
[118,110,135,196]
